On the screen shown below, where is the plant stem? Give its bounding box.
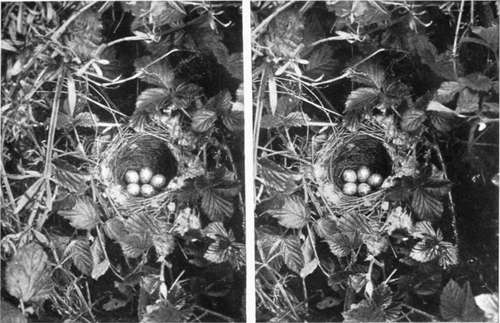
[253,1,296,37]
[403,303,439,321]
[452,0,465,77]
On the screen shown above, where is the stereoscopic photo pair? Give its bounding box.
[1,1,498,322]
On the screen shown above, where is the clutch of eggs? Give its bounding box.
[125,167,167,197]
[341,166,384,196]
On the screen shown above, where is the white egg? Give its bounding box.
[367,173,383,188]
[141,184,155,197]
[151,174,167,189]
[357,183,372,196]
[124,170,139,184]
[342,182,357,196]
[357,166,371,183]
[342,169,357,183]
[139,167,153,183]
[126,183,140,196]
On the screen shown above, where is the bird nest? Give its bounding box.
[313,122,396,215]
[98,122,202,218]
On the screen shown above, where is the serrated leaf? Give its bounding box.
[314,217,338,238]
[411,187,443,220]
[258,159,298,192]
[435,81,463,103]
[352,64,385,89]
[326,233,352,257]
[59,196,100,230]
[457,88,480,114]
[343,300,385,323]
[141,301,184,323]
[440,280,484,321]
[5,243,53,303]
[134,56,175,88]
[281,236,304,274]
[64,238,92,275]
[372,283,393,309]
[460,73,492,92]
[225,52,243,80]
[74,112,98,128]
[345,87,380,113]
[383,207,413,235]
[305,45,339,78]
[52,161,88,193]
[120,234,152,258]
[437,241,458,269]
[471,24,499,52]
[200,186,234,221]
[362,233,389,256]
[337,212,370,234]
[428,111,455,132]
[222,110,244,132]
[104,217,128,241]
[204,90,232,112]
[410,238,440,263]
[268,195,310,229]
[152,230,175,259]
[191,109,217,133]
[136,88,170,113]
[149,1,186,26]
[172,207,201,236]
[401,109,426,133]
[282,111,311,127]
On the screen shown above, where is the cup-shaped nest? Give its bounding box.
[329,135,392,189]
[111,135,178,187]
[314,124,394,215]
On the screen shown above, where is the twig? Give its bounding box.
[252,1,296,37]
[452,0,465,77]
[402,303,439,321]
[191,305,233,322]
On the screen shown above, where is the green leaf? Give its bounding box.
[205,90,232,112]
[282,111,311,127]
[460,73,492,92]
[437,241,458,269]
[471,24,499,53]
[457,88,480,114]
[326,233,352,257]
[120,234,152,258]
[351,63,386,89]
[149,2,186,26]
[401,108,426,133]
[74,112,99,128]
[90,238,109,280]
[52,161,89,193]
[200,186,234,221]
[435,81,463,103]
[136,88,170,113]
[343,300,385,322]
[304,45,339,78]
[134,56,175,88]
[5,243,53,303]
[281,235,304,274]
[411,187,443,220]
[222,111,244,132]
[258,159,299,192]
[313,217,338,238]
[141,301,184,323]
[225,52,243,80]
[410,237,440,263]
[59,196,101,230]
[64,238,92,275]
[383,206,413,235]
[191,109,217,132]
[440,280,484,322]
[345,87,380,113]
[268,195,310,229]
[1,299,28,323]
[362,233,389,256]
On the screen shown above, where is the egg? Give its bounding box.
[368,173,383,188]
[139,167,153,183]
[357,183,371,196]
[124,170,139,184]
[357,166,371,183]
[151,174,167,189]
[140,184,155,197]
[126,183,140,196]
[342,182,357,196]
[342,169,357,183]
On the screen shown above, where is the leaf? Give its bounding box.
[172,207,201,236]
[435,81,463,103]
[411,187,443,220]
[362,233,389,256]
[352,64,386,89]
[225,52,243,80]
[149,1,186,26]
[64,238,92,275]
[457,88,480,114]
[59,196,100,230]
[440,280,484,322]
[222,111,244,132]
[471,24,499,53]
[401,108,426,133]
[90,238,109,280]
[74,112,99,128]
[345,87,380,113]
[336,212,370,234]
[104,218,128,241]
[141,301,184,323]
[200,186,234,221]
[475,293,498,322]
[268,195,310,229]
[1,299,28,323]
[152,230,175,259]
[204,90,232,112]
[343,300,385,323]
[134,56,175,88]
[120,234,152,258]
[5,243,53,303]
[428,111,455,132]
[305,45,339,78]
[437,241,458,269]
[383,206,413,235]
[102,297,128,311]
[427,100,459,116]
[314,217,338,238]
[281,235,304,274]
[136,88,170,113]
[52,161,89,193]
[460,73,492,92]
[316,296,343,310]
[191,109,217,132]
[258,159,299,192]
[300,235,318,278]
[66,74,76,116]
[409,238,440,263]
[282,111,311,127]
[326,233,352,257]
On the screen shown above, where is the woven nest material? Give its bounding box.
[99,123,201,218]
[314,123,396,215]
